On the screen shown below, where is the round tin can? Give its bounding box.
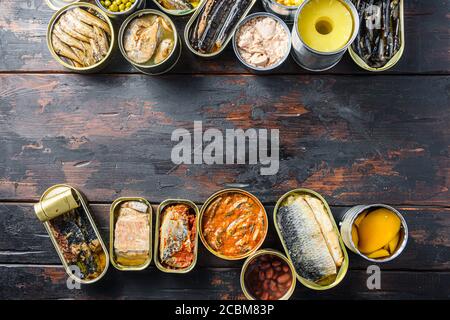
[261,0,301,23]
[46,2,116,73]
[199,188,268,261]
[95,0,146,19]
[152,0,203,17]
[340,204,408,262]
[240,249,296,300]
[233,12,292,73]
[118,9,181,75]
[291,0,359,71]
[273,188,349,290]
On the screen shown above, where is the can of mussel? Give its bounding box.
[94,0,146,19]
[46,2,116,73]
[118,9,181,75]
[154,199,199,273]
[109,197,152,271]
[273,188,349,290]
[240,249,296,300]
[340,204,408,262]
[152,0,204,17]
[199,188,268,261]
[348,0,405,71]
[291,0,359,71]
[184,0,257,58]
[34,184,109,284]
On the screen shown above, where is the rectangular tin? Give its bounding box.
[184,0,257,58]
[35,184,109,284]
[273,188,349,290]
[109,197,153,271]
[152,0,204,16]
[348,0,405,71]
[154,199,199,273]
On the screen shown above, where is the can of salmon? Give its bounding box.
[291,0,359,71]
[340,204,408,262]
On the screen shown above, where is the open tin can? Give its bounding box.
[348,0,405,71]
[109,197,152,271]
[273,188,349,290]
[184,0,257,58]
[240,249,296,300]
[118,9,181,75]
[199,188,268,261]
[94,0,146,19]
[291,0,359,71]
[34,184,109,284]
[46,2,116,73]
[340,204,408,262]
[261,0,302,23]
[152,0,204,17]
[154,199,199,273]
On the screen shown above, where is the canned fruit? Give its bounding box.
[351,224,359,247]
[366,248,390,259]
[357,208,401,254]
[276,0,303,6]
[354,209,368,227]
[388,233,400,253]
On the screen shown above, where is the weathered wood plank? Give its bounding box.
[0,264,448,299]
[1,203,449,271]
[0,0,448,74]
[0,74,448,204]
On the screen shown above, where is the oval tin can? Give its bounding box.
[34,184,109,284]
[46,2,116,73]
[151,0,204,17]
[340,204,408,262]
[240,249,296,300]
[154,199,199,273]
[273,188,349,290]
[109,197,153,271]
[118,9,181,75]
[291,0,359,71]
[184,0,257,58]
[199,188,268,261]
[348,0,405,72]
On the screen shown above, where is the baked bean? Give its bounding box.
[265,268,274,279]
[277,273,291,284]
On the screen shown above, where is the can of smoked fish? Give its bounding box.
[154,199,199,273]
[340,204,408,262]
[118,9,181,75]
[46,2,116,73]
[273,188,349,290]
[109,197,153,271]
[34,184,109,284]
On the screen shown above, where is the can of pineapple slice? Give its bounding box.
[340,204,408,262]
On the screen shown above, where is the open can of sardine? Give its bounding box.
[151,0,204,17]
[119,9,181,75]
[46,2,116,73]
[110,197,153,271]
[340,204,408,262]
[34,184,109,284]
[154,199,199,273]
[273,188,349,290]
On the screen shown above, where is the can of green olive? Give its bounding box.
[154,199,199,273]
[94,0,146,19]
[46,2,116,73]
[340,204,408,262]
[241,249,296,300]
[118,9,181,75]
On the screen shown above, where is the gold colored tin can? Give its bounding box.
[152,0,204,17]
[240,249,296,300]
[199,188,268,261]
[109,197,153,271]
[154,199,199,273]
[34,184,109,284]
[273,188,349,290]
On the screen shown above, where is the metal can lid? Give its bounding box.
[45,0,80,10]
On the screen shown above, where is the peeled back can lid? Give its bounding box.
[45,0,80,10]
[34,188,80,222]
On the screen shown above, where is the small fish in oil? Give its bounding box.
[159,0,194,10]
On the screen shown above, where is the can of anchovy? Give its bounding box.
[273,188,349,290]
[154,199,199,273]
[46,2,116,73]
[184,0,257,58]
[109,197,152,271]
[34,184,109,284]
[340,204,408,262]
[348,0,405,71]
[118,9,181,75]
[291,0,359,71]
[94,0,146,19]
[240,249,296,300]
[152,0,204,17]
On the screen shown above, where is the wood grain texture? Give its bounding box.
[0,0,449,74]
[0,74,448,204]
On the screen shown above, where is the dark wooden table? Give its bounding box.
[0,0,449,300]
